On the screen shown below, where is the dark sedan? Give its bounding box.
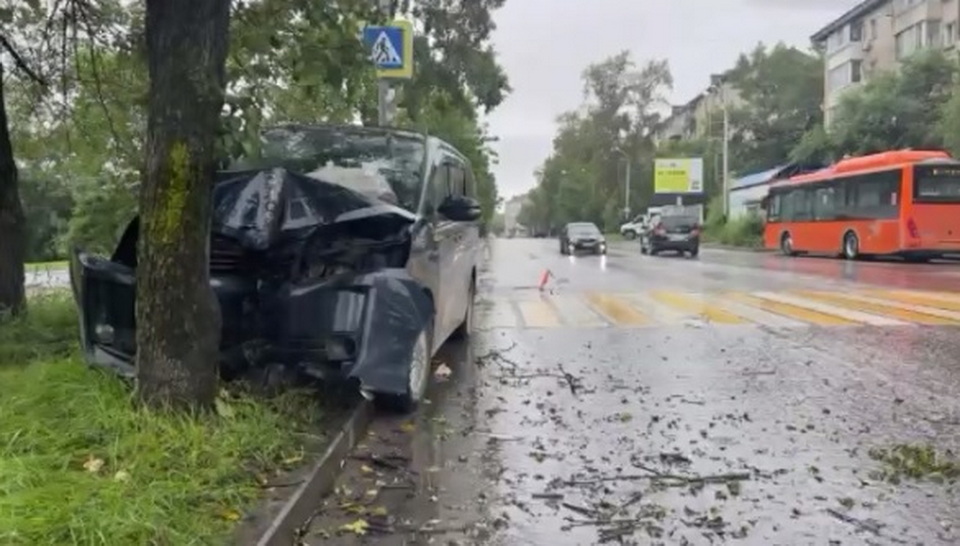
[640,214,700,257]
[560,222,607,255]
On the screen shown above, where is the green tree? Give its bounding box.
[798,50,958,158]
[725,43,823,173]
[524,51,672,232]
[0,0,48,317]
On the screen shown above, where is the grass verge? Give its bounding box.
[0,292,327,545]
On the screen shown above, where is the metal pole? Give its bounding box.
[722,102,730,219]
[378,82,390,126]
[377,0,392,126]
[624,158,631,216]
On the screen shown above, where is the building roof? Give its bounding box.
[811,0,886,43]
[732,165,789,190]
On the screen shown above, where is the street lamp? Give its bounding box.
[709,76,731,220]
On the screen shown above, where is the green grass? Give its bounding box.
[0,293,327,545]
[25,260,68,273]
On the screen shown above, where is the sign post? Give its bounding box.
[362,17,414,126]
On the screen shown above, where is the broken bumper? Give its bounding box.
[69,249,434,396]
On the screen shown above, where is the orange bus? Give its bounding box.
[762,150,960,261]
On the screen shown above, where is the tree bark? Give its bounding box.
[137,0,230,409]
[0,64,26,318]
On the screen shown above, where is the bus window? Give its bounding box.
[765,194,780,221]
[813,186,837,220]
[914,165,960,202]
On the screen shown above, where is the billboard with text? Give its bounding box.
[654,158,704,194]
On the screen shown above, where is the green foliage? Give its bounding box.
[0,296,327,545]
[726,43,823,173]
[8,0,510,258]
[797,50,959,158]
[520,51,672,232]
[715,214,764,247]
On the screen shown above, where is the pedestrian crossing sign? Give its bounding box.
[362,20,414,79]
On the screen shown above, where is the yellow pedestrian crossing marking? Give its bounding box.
[585,292,650,326]
[478,288,960,330]
[516,298,562,328]
[649,291,746,324]
[794,290,960,326]
[868,290,960,312]
[724,292,855,326]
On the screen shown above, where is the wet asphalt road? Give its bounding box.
[303,238,960,545]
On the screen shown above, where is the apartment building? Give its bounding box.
[652,76,742,145]
[813,0,960,127]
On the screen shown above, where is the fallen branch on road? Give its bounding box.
[475,342,519,369]
[825,508,883,535]
[563,471,751,487]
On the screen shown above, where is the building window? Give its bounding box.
[895,22,924,59]
[850,20,863,42]
[870,19,877,40]
[828,64,848,92]
[828,61,862,92]
[946,22,957,45]
[928,20,941,47]
[828,28,847,52]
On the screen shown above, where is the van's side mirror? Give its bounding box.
[437,195,482,222]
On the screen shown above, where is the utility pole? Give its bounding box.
[615,148,631,219]
[377,0,393,126]
[624,158,631,218]
[722,100,730,219]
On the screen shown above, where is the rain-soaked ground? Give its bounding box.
[301,238,960,545]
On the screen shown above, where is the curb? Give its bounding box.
[702,243,772,253]
[255,400,374,546]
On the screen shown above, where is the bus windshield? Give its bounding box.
[914,165,960,203]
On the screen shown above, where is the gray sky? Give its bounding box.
[485,0,862,200]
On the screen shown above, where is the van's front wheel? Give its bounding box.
[375,325,432,414]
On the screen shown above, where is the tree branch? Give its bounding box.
[0,35,46,87]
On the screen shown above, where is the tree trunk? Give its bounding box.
[0,64,26,318]
[136,0,230,409]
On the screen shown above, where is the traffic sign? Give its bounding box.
[362,20,414,79]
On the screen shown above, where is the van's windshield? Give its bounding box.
[231,125,427,213]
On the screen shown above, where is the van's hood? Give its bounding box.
[212,167,417,251]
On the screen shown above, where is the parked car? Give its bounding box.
[69,123,483,413]
[560,222,607,255]
[640,214,700,257]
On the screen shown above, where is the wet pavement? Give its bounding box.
[301,238,960,545]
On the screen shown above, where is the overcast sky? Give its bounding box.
[485,0,863,200]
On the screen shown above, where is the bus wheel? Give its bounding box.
[843,232,860,260]
[780,233,795,256]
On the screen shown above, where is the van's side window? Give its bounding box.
[447,162,466,198]
[426,163,449,216]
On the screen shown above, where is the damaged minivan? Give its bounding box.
[69,123,482,412]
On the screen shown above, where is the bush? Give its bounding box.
[717,214,765,247]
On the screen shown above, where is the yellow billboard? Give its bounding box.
[654,158,704,194]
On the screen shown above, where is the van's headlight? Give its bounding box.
[94,324,115,344]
